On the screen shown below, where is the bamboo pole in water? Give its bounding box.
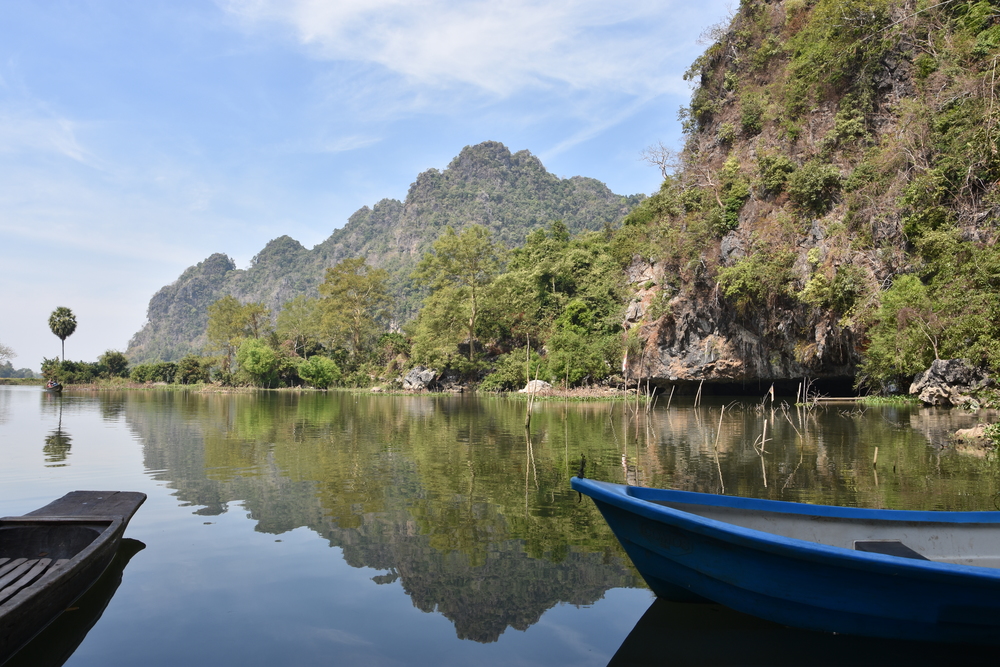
[713,405,726,494]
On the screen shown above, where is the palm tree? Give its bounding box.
[48,307,77,361]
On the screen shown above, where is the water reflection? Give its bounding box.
[121,392,640,643]
[96,390,1000,642]
[42,394,71,466]
[43,428,72,466]
[609,598,996,666]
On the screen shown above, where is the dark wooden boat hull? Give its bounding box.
[3,538,145,667]
[0,491,145,663]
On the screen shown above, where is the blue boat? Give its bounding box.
[572,477,1000,644]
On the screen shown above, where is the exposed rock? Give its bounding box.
[402,367,437,391]
[519,380,552,394]
[624,256,662,285]
[909,359,993,408]
[954,425,986,440]
[952,425,994,456]
[631,284,858,387]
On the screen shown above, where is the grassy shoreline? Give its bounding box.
[12,378,958,408]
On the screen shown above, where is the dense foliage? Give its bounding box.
[409,221,628,389]
[42,349,132,384]
[74,2,1000,393]
[614,0,1000,390]
[127,142,642,364]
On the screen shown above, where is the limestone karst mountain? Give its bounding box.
[127,141,643,362]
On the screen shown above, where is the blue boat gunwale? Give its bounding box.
[571,477,1000,583]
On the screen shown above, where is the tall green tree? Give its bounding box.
[48,307,77,361]
[317,258,391,356]
[206,296,272,374]
[277,295,321,356]
[413,225,503,360]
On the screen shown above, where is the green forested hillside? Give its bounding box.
[127,141,642,363]
[121,1,1000,394]
[616,0,1000,391]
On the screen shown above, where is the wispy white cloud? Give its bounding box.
[278,133,383,155]
[0,110,96,165]
[540,93,665,160]
[220,0,703,97]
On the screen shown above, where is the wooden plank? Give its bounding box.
[0,559,51,605]
[0,559,39,592]
[0,558,27,578]
[23,491,146,522]
[854,540,929,561]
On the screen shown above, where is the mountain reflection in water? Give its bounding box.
[61,389,1000,647]
[122,391,642,643]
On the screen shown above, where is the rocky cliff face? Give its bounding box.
[128,141,642,362]
[624,256,858,390]
[621,0,1000,391]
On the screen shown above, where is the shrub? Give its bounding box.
[42,358,102,384]
[717,250,796,313]
[716,156,751,234]
[130,361,177,384]
[236,338,279,387]
[479,350,540,392]
[99,350,130,378]
[298,356,341,389]
[718,122,736,145]
[740,94,765,136]
[176,355,211,384]
[757,153,797,197]
[787,160,841,216]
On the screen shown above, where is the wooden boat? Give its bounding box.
[572,477,1000,645]
[0,491,146,662]
[43,381,61,393]
[3,539,145,667]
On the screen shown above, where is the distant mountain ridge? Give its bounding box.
[127,141,643,362]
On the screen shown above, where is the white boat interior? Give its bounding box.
[650,500,1000,569]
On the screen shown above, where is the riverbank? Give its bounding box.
[0,378,44,386]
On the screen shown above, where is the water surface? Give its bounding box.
[1,386,996,665]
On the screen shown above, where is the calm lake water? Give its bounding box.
[1,385,998,666]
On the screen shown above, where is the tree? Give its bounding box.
[317,258,392,356]
[0,342,13,365]
[99,350,130,378]
[413,225,503,360]
[236,338,279,387]
[277,295,322,356]
[206,296,272,374]
[298,355,341,389]
[176,355,211,384]
[639,140,679,181]
[48,307,77,361]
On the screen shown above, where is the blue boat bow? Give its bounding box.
[572,476,1000,644]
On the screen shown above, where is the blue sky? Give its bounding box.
[0,0,730,371]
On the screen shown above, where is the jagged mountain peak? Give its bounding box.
[127,141,642,362]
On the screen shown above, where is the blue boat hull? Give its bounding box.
[572,477,1000,644]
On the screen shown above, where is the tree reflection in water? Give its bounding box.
[43,395,71,466]
[110,389,999,643]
